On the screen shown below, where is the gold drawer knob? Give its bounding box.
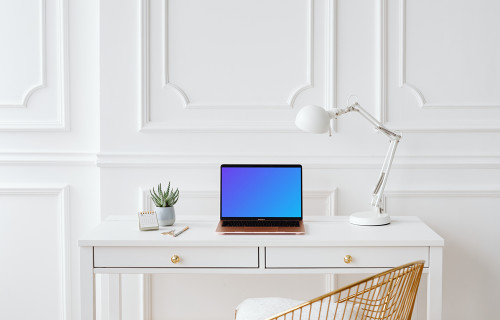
[171,254,180,264]
[344,255,352,264]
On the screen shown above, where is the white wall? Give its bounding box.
[0,0,100,320]
[1,0,499,319]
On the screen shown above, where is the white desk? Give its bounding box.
[79,216,444,320]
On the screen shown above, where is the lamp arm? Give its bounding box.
[331,103,401,141]
[370,139,399,211]
[330,102,402,213]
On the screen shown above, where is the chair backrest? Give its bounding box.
[266,260,425,320]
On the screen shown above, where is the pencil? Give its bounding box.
[173,226,189,237]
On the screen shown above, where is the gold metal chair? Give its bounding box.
[267,261,424,320]
[236,261,424,320]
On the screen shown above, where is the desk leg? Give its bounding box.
[81,246,95,320]
[427,247,443,320]
[108,274,122,320]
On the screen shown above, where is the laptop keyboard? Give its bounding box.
[222,220,300,227]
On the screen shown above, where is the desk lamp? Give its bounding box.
[295,102,401,226]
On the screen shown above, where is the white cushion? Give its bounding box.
[235,297,304,320]
[235,297,363,320]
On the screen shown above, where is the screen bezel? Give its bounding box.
[220,164,303,220]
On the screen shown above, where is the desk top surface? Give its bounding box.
[79,216,444,247]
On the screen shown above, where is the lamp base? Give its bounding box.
[349,210,391,226]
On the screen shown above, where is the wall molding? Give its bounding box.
[381,126,500,133]
[0,0,46,108]
[305,189,337,217]
[376,0,500,132]
[0,0,69,131]
[139,119,300,133]
[382,189,500,214]
[322,186,338,293]
[0,152,96,166]
[162,0,313,109]
[140,189,221,211]
[139,188,337,216]
[0,185,70,320]
[97,153,500,169]
[5,152,498,169]
[326,0,338,132]
[375,0,388,124]
[139,0,336,132]
[384,189,500,199]
[398,0,500,110]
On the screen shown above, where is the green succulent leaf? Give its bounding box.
[150,182,179,207]
[149,189,163,207]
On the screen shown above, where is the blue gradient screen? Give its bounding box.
[221,166,302,218]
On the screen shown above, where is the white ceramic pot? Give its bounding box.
[156,206,175,226]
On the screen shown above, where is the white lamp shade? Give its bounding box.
[295,105,331,134]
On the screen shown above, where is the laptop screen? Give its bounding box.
[220,164,302,220]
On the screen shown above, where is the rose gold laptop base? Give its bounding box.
[215,220,305,234]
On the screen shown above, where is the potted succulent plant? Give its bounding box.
[150,182,179,226]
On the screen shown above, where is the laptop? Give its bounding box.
[215,164,305,234]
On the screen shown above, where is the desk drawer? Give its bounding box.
[94,246,258,268]
[266,247,428,268]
